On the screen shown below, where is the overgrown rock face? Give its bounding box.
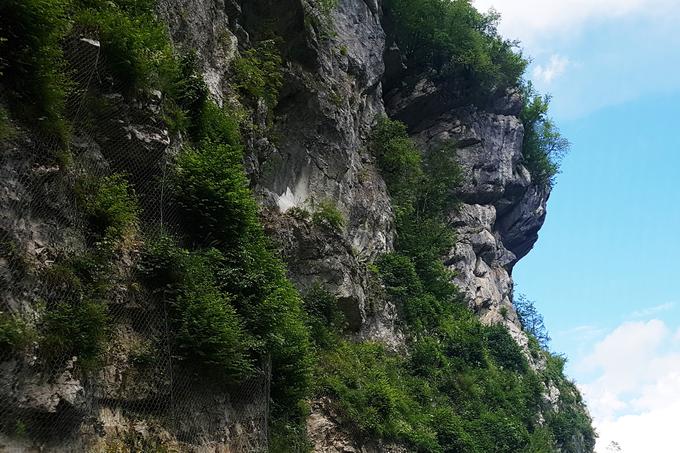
[264,211,404,350]
[159,0,401,345]
[306,398,407,453]
[386,85,551,346]
[1,0,570,451]
[157,0,240,101]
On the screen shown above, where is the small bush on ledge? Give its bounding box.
[312,200,345,233]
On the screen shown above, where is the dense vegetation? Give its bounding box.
[0,0,310,419]
[0,0,201,143]
[301,117,593,452]
[520,83,570,187]
[384,0,527,96]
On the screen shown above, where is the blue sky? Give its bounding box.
[473,1,680,451]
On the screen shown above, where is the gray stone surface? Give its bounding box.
[387,95,552,352]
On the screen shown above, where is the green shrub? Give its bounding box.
[171,142,257,247]
[474,412,530,452]
[233,40,283,108]
[369,117,423,210]
[0,0,198,145]
[369,119,461,301]
[167,103,314,412]
[137,232,188,291]
[269,419,313,453]
[37,253,113,371]
[343,110,583,452]
[547,398,596,452]
[138,235,255,379]
[384,0,527,96]
[0,312,35,357]
[40,263,84,297]
[287,206,311,221]
[75,2,175,93]
[520,83,569,187]
[78,174,139,242]
[0,0,71,140]
[261,283,314,411]
[194,100,241,146]
[409,336,446,377]
[303,283,345,349]
[40,299,108,370]
[312,200,345,233]
[140,228,314,412]
[318,0,338,15]
[317,342,437,450]
[485,324,528,373]
[376,253,422,306]
[174,251,256,379]
[515,294,551,348]
[168,51,209,114]
[541,352,597,451]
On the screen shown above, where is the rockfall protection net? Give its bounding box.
[0,35,270,452]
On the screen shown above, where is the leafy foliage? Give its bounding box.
[171,143,256,248]
[232,40,283,109]
[0,0,71,139]
[520,83,570,187]
[193,100,241,146]
[164,99,313,415]
[78,174,139,243]
[139,236,255,379]
[312,200,345,233]
[542,353,597,451]
[75,1,174,93]
[303,283,345,349]
[0,312,35,357]
[515,294,551,349]
[40,299,108,370]
[370,117,424,211]
[37,254,113,371]
[370,117,461,300]
[384,0,527,96]
[0,0,193,142]
[314,116,572,452]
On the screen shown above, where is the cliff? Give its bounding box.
[0,0,594,451]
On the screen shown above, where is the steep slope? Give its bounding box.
[0,0,594,451]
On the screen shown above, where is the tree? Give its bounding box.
[520,83,570,187]
[514,294,550,348]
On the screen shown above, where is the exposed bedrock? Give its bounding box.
[386,80,551,344]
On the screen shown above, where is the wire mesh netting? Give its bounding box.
[0,34,270,452]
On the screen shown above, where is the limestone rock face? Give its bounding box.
[307,398,408,453]
[234,0,402,345]
[264,211,404,351]
[162,0,403,345]
[158,0,239,101]
[252,0,394,260]
[387,94,551,346]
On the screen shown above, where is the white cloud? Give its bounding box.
[628,302,675,319]
[576,320,680,452]
[597,400,680,453]
[532,55,570,84]
[472,0,678,46]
